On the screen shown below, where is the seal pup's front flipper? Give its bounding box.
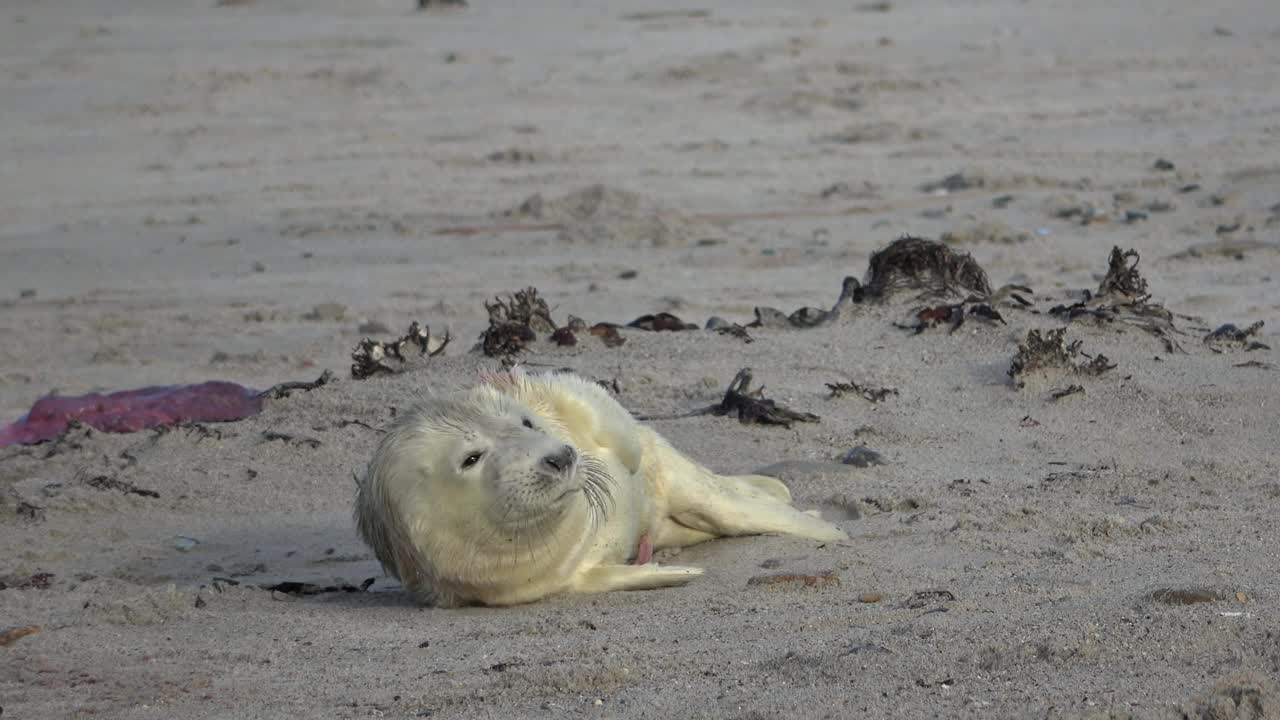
[573,563,704,594]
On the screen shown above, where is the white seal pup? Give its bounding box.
[355,369,846,607]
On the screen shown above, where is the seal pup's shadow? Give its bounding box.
[111,518,410,605]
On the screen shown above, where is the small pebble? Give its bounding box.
[859,593,883,603]
[174,536,199,552]
[839,446,885,468]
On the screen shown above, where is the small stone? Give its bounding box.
[252,261,266,273]
[617,269,638,280]
[839,446,885,468]
[19,289,36,299]
[1236,592,1249,603]
[1151,158,1176,171]
[1151,587,1221,605]
[859,593,883,603]
[174,536,199,552]
[705,316,731,330]
[0,625,43,647]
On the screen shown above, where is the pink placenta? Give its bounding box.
[0,382,264,447]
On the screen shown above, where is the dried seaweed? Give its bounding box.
[711,369,820,427]
[627,313,698,331]
[895,300,1007,334]
[749,238,1030,331]
[263,578,375,595]
[351,322,449,379]
[1049,247,1186,353]
[83,474,160,498]
[479,288,556,358]
[1050,384,1085,400]
[588,323,626,348]
[262,370,335,399]
[826,381,898,402]
[860,236,993,300]
[1009,328,1116,389]
[485,287,557,334]
[1204,321,1268,353]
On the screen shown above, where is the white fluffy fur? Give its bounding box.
[354,368,846,607]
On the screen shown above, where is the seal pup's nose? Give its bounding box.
[541,445,577,474]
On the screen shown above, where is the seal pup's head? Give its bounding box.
[355,383,611,605]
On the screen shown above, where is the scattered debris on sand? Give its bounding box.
[351,322,449,379]
[895,300,1008,334]
[261,370,334,399]
[1009,328,1116,389]
[627,312,698,331]
[706,317,754,342]
[904,589,956,609]
[747,571,840,589]
[1204,321,1268,352]
[1049,384,1085,401]
[1049,247,1187,352]
[826,381,898,402]
[263,578,376,596]
[82,474,160,498]
[0,572,55,590]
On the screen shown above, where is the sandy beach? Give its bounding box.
[2,0,1279,717]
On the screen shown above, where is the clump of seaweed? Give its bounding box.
[636,369,819,428]
[859,236,993,300]
[711,369,819,427]
[352,322,449,379]
[480,288,556,357]
[1009,328,1116,389]
[748,237,1031,331]
[1049,247,1186,352]
[1204,321,1268,353]
[826,381,898,403]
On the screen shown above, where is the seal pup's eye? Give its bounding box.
[522,417,534,429]
[461,452,484,469]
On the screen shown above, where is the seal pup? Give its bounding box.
[355,368,846,607]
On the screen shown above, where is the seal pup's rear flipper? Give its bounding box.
[668,478,848,542]
[652,445,847,542]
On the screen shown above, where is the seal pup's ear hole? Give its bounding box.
[461,451,484,469]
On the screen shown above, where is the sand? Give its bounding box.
[2,0,1279,717]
